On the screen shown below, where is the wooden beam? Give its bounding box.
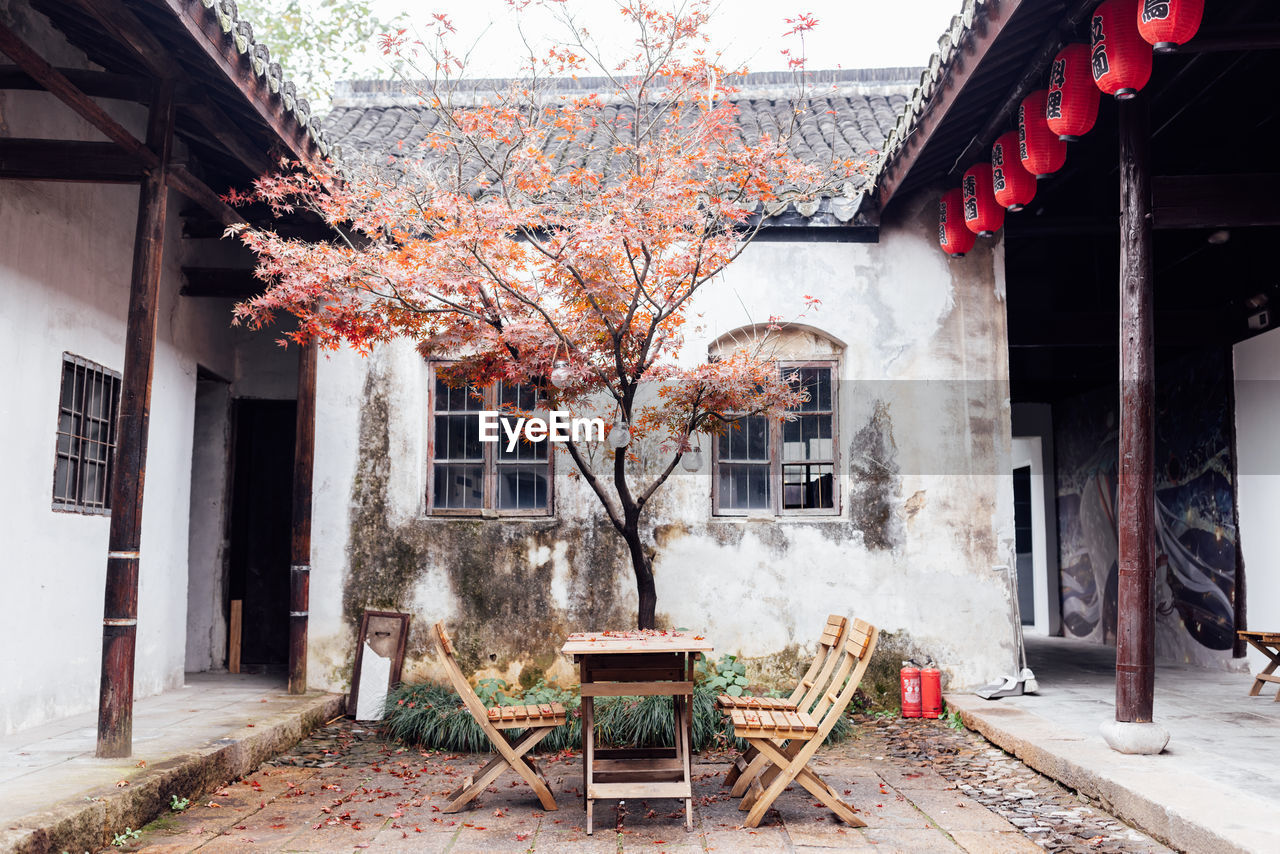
[67,0,273,174]
[1157,26,1280,54]
[0,19,246,226]
[1152,174,1280,229]
[0,65,152,101]
[289,339,317,694]
[159,0,316,165]
[0,20,156,163]
[1114,96,1157,729]
[97,80,175,760]
[0,138,142,182]
[873,0,1026,209]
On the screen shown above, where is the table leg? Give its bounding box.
[680,654,694,830]
[1245,640,1280,700]
[583,694,594,825]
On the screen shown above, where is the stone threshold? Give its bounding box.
[0,691,345,854]
[946,692,1276,854]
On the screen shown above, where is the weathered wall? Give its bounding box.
[1233,327,1280,675]
[0,0,279,732]
[1053,348,1242,670]
[307,187,1018,693]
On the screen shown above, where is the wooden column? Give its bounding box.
[1115,96,1156,724]
[97,81,175,758]
[288,338,317,694]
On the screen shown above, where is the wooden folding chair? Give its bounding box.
[432,622,565,813]
[730,618,879,828]
[719,614,849,797]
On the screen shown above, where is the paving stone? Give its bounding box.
[949,829,1045,853]
[898,789,1019,833]
[859,826,966,852]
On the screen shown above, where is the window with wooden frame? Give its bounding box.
[713,362,838,516]
[53,353,122,514]
[428,365,552,515]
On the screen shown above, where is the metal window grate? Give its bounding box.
[53,354,122,514]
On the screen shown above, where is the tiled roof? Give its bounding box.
[871,1,984,189]
[321,69,919,225]
[191,0,334,158]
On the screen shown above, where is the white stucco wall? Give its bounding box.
[0,0,256,733]
[307,188,1017,692]
[1233,328,1280,674]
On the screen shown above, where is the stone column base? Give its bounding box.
[1099,720,1170,755]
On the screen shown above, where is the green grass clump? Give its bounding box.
[381,673,851,754]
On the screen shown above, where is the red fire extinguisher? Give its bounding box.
[921,667,943,719]
[900,665,921,718]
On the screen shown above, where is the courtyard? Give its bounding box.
[113,716,1167,854]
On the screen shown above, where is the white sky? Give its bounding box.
[365,0,962,79]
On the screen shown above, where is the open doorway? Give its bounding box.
[186,370,232,672]
[1011,433,1061,636]
[226,399,296,672]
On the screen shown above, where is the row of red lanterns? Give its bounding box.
[939,0,1203,257]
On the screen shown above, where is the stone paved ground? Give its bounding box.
[109,716,1170,853]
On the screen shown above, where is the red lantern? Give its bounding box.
[992,131,1035,211]
[962,163,1004,236]
[1018,90,1067,178]
[1091,0,1153,100]
[1047,43,1100,141]
[1138,0,1203,50]
[939,189,976,257]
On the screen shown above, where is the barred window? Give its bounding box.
[428,364,552,515]
[713,362,838,516]
[53,354,122,513]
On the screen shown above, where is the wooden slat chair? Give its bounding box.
[732,618,879,829]
[433,622,564,813]
[719,615,850,797]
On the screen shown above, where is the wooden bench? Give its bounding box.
[1238,631,1280,701]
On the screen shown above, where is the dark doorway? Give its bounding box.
[227,399,296,671]
[1013,465,1035,626]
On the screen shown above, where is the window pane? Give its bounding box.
[433,463,484,508]
[782,464,834,509]
[498,381,537,412]
[434,414,482,461]
[498,416,549,461]
[788,367,832,412]
[82,460,100,506]
[496,463,549,510]
[718,463,771,510]
[718,416,769,461]
[434,377,483,411]
[54,456,75,502]
[783,414,833,462]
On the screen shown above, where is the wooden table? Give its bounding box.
[1238,631,1280,701]
[562,631,714,834]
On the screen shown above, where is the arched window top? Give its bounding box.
[708,323,845,362]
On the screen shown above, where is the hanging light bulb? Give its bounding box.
[549,359,573,389]
[680,447,703,472]
[607,419,631,450]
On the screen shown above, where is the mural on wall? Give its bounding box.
[1054,349,1238,668]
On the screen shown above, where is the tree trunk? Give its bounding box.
[622,522,657,629]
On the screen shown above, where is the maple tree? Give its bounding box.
[233,0,860,629]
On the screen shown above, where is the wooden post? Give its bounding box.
[288,338,317,694]
[1114,96,1156,724]
[96,81,175,758]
